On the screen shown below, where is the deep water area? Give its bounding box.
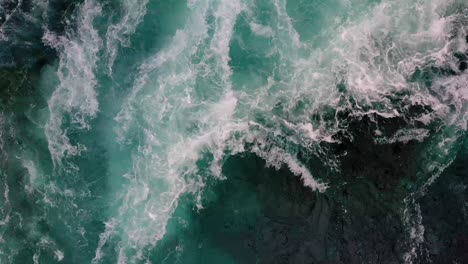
[0,0,467,263]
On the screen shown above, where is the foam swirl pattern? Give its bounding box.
[0,0,466,263]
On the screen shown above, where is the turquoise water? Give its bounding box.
[0,0,467,263]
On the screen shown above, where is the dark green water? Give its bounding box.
[0,0,467,263]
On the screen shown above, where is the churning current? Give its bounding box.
[0,0,466,263]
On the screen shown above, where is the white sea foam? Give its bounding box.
[54,250,64,262]
[22,159,39,192]
[106,0,149,73]
[43,0,102,166]
[249,1,465,261]
[375,128,430,144]
[107,1,214,260]
[332,2,467,262]
[94,0,467,261]
[0,173,11,227]
[0,0,23,41]
[92,219,117,264]
[272,0,302,49]
[104,1,328,261]
[249,22,273,38]
[252,143,328,192]
[210,0,245,80]
[403,197,425,264]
